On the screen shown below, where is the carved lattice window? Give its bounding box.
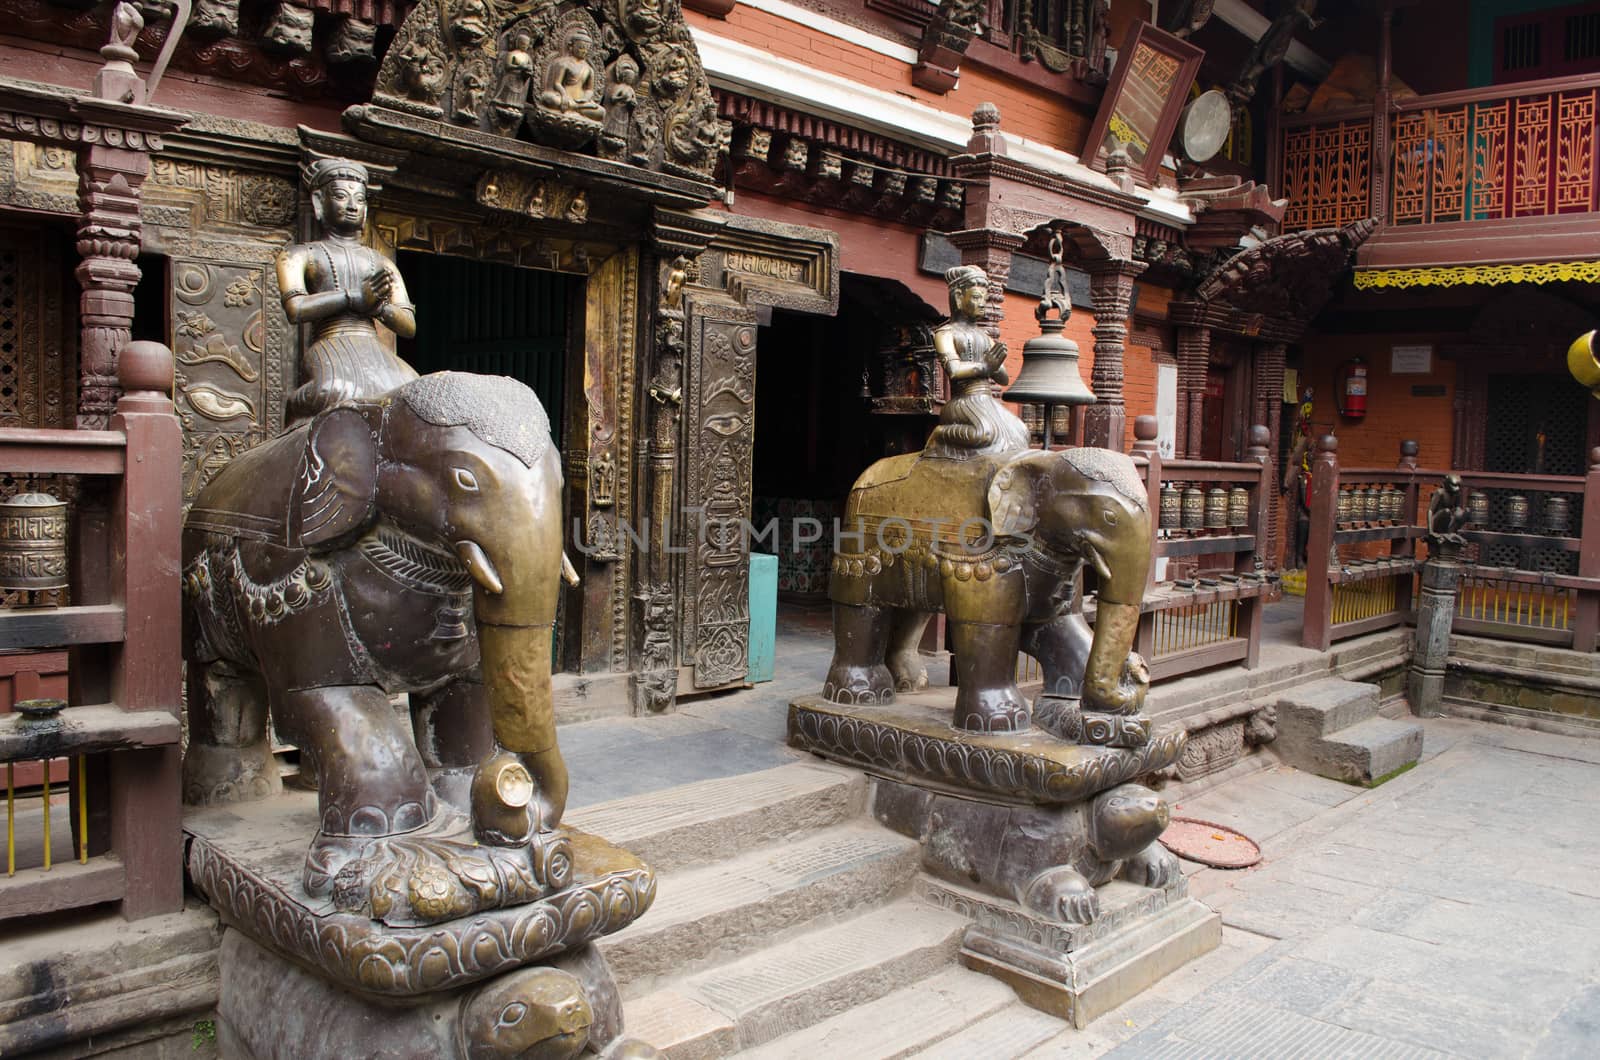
[0,225,72,606]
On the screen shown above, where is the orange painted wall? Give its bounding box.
[1296,333,1458,472]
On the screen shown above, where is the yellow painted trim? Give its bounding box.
[1354,260,1600,290]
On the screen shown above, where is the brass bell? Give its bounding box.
[0,491,68,593]
[1007,317,1097,411]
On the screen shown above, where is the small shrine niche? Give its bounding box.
[374,0,723,179]
[865,322,944,417]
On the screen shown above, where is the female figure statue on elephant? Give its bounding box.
[276,158,419,424]
[926,265,1031,459]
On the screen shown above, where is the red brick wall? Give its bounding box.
[1297,332,1458,471]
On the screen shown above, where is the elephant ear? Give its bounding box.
[987,450,1047,539]
[288,406,380,551]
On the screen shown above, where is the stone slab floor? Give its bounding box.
[560,607,1600,1058]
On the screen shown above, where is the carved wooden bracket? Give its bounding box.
[913,0,986,94]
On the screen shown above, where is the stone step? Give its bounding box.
[1276,678,1381,739]
[565,761,866,874]
[905,1001,1070,1059]
[738,967,1026,1060]
[625,900,970,1058]
[1316,716,1425,785]
[600,821,921,993]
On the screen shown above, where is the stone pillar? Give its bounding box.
[75,144,150,429]
[1407,551,1461,717]
[1175,325,1210,459]
[1082,259,1146,451]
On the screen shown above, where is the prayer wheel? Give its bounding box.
[1227,486,1250,528]
[0,492,68,592]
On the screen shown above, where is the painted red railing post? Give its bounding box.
[1301,435,1340,651]
[1132,415,1161,660]
[107,341,184,919]
[1573,446,1600,653]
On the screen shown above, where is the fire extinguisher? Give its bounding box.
[1337,358,1368,419]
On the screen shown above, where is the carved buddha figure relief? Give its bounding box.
[492,31,537,130]
[537,28,607,123]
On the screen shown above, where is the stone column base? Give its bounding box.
[925,876,1220,1028]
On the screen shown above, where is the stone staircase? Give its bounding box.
[566,761,1065,1058]
[1274,678,1424,785]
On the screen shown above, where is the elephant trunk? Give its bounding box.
[1082,601,1146,715]
[1081,513,1152,716]
[476,618,568,827]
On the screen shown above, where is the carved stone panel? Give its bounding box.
[680,293,757,689]
[169,259,284,497]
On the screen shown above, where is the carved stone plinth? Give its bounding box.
[922,875,1220,1028]
[789,691,1218,1020]
[789,693,1186,805]
[186,792,659,1057]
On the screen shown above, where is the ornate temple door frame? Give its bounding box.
[654,213,839,700]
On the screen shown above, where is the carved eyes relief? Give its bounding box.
[453,467,481,492]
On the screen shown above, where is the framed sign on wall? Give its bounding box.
[1081,21,1203,185]
[1391,344,1434,374]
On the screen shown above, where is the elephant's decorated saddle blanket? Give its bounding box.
[844,450,1013,555]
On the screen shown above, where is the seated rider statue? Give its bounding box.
[276,158,419,425]
[925,265,1031,459]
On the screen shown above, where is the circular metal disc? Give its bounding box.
[1159,815,1262,868]
[1179,90,1233,164]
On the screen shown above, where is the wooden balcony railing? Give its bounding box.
[1302,436,1426,651]
[1447,464,1600,651]
[1279,72,1600,231]
[0,345,183,922]
[1131,418,1272,682]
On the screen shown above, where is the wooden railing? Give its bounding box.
[1279,72,1600,230]
[1131,418,1272,681]
[0,345,183,922]
[1302,436,1426,651]
[1449,464,1600,651]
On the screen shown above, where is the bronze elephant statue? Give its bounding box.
[824,445,1152,742]
[182,371,575,925]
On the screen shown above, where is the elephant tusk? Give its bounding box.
[561,552,580,587]
[455,540,504,595]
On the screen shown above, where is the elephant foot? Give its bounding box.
[1081,712,1152,747]
[1120,840,1182,889]
[823,660,896,705]
[954,684,1030,733]
[305,813,574,925]
[1032,694,1082,741]
[1019,865,1098,924]
[181,739,281,808]
[887,650,928,694]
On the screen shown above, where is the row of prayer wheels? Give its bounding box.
[1496,491,1573,535]
[1336,484,1409,527]
[1158,483,1252,532]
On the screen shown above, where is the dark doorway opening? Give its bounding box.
[396,251,579,432]
[751,275,939,627]
[394,251,582,664]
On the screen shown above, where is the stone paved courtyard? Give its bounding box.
[555,607,1600,1058]
[1050,717,1600,1058]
